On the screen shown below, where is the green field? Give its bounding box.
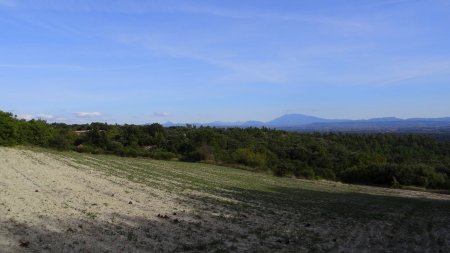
[2,147,450,252]
[37,148,450,252]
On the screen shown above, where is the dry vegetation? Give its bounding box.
[1,146,450,252]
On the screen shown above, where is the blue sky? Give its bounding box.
[1,0,450,124]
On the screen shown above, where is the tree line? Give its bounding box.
[1,111,450,189]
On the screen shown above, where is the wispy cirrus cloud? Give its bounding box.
[173,5,368,31]
[0,0,16,7]
[376,60,450,86]
[3,1,368,31]
[118,35,296,84]
[0,64,93,71]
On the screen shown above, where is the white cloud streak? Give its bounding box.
[173,5,368,31]
[17,114,34,121]
[117,35,295,84]
[75,112,103,118]
[17,114,54,121]
[3,1,367,31]
[377,60,450,86]
[153,112,170,117]
[36,114,54,120]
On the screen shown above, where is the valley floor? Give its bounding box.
[1,147,450,252]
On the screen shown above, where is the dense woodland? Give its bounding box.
[1,111,450,189]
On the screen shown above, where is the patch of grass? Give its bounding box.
[127,230,138,242]
[19,147,450,253]
[81,209,98,219]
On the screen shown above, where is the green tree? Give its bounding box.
[0,111,20,146]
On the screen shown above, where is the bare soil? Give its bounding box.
[1,147,450,253]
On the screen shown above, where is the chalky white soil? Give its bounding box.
[0,148,187,252]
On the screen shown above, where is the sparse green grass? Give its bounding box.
[127,230,138,242]
[18,146,450,252]
[81,209,98,219]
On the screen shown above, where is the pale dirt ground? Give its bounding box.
[0,148,194,253]
[1,147,450,253]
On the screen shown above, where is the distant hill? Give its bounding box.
[266,114,331,127]
[367,117,402,122]
[163,113,335,128]
[241,120,265,127]
[163,114,450,133]
[405,117,450,122]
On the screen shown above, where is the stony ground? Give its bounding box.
[1,146,450,253]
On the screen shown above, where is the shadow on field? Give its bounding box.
[178,185,450,253]
[3,186,450,253]
[2,211,247,253]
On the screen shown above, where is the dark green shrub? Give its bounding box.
[0,112,20,146]
[151,151,177,160]
[233,148,266,168]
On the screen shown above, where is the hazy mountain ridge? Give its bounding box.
[163,113,450,132]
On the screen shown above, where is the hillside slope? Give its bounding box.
[1,147,450,252]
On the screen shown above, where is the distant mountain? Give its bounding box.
[266,114,331,127]
[285,117,450,133]
[162,121,183,127]
[208,121,243,127]
[405,117,450,122]
[162,114,332,128]
[241,120,265,127]
[367,117,402,122]
[162,114,450,133]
